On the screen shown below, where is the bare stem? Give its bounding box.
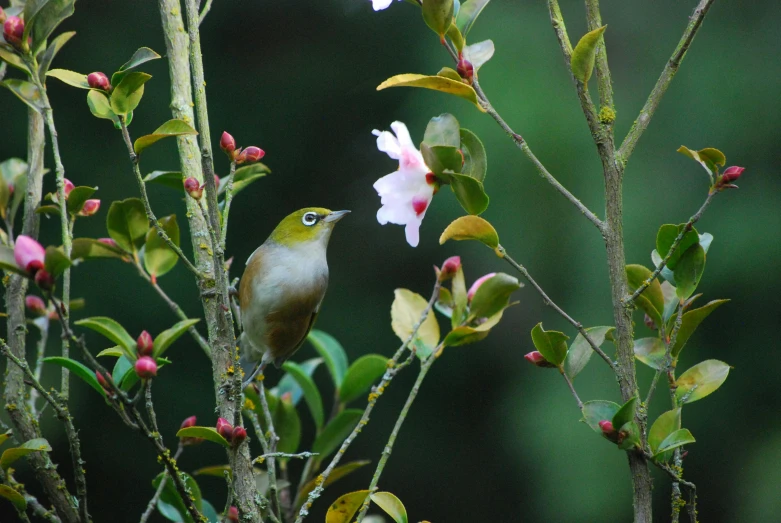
[219,161,237,253]
[644,304,684,407]
[28,317,50,415]
[139,444,184,523]
[198,0,214,25]
[560,369,584,410]
[644,450,698,522]
[256,379,282,520]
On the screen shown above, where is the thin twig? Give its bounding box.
[618,0,717,164]
[257,379,282,520]
[584,0,615,118]
[28,317,50,415]
[499,248,616,371]
[560,369,584,410]
[140,444,184,523]
[294,280,441,522]
[254,451,318,464]
[219,161,237,253]
[644,450,698,522]
[624,192,715,305]
[198,0,213,25]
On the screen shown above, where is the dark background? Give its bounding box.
[2,0,780,521]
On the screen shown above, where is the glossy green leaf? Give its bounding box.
[274,358,321,406]
[230,163,271,196]
[456,0,489,36]
[0,46,27,74]
[112,355,135,391]
[340,355,389,404]
[0,245,26,275]
[617,420,642,450]
[581,400,620,432]
[421,0,454,37]
[439,215,498,249]
[390,289,439,355]
[633,337,666,370]
[120,47,161,71]
[448,172,489,215]
[38,31,75,77]
[371,492,408,523]
[106,198,149,253]
[152,470,202,523]
[0,438,52,470]
[671,299,729,358]
[463,39,495,71]
[656,224,700,271]
[2,79,45,112]
[531,323,569,367]
[295,461,371,509]
[611,396,637,429]
[423,113,460,148]
[66,186,96,215]
[143,171,183,191]
[134,119,198,155]
[24,0,74,55]
[86,90,119,124]
[46,68,89,89]
[459,128,486,181]
[446,23,465,52]
[563,326,615,379]
[325,490,370,523]
[307,330,348,388]
[377,74,484,111]
[71,238,127,260]
[654,429,695,457]
[675,359,730,404]
[110,72,151,116]
[677,145,726,180]
[0,485,26,511]
[143,214,180,278]
[674,244,706,300]
[153,318,200,358]
[469,273,521,320]
[451,265,468,328]
[176,427,230,448]
[420,144,462,176]
[274,396,302,455]
[648,408,681,455]
[42,357,105,397]
[281,360,324,429]
[443,308,504,346]
[625,264,664,328]
[313,409,363,460]
[43,246,71,277]
[435,286,454,318]
[75,316,136,359]
[571,25,607,83]
[96,347,124,358]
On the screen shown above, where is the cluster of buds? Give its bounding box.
[179,415,204,446]
[14,235,55,290]
[713,165,745,191]
[436,255,461,282]
[3,15,24,51]
[134,330,157,378]
[25,295,48,317]
[87,72,111,92]
[57,178,100,216]
[524,351,556,368]
[216,417,247,447]
[456,56,475,84]
[220,132,265,165]
[184,174,221,201]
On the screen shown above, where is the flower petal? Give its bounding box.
[373,129,401,160]
[404,219,422,247]
[371,0,394,10]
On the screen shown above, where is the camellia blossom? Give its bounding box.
[372,121,436,247]
[370,0,397,11]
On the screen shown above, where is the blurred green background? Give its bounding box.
[2,0,780,521]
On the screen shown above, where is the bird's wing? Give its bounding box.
[265,300,320,368]
[271,310,319,368]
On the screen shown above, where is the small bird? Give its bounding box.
[238,207,349,386]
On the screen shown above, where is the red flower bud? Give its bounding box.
[524,351,556,368]
[216,417,233,441]
[180,415,197,429]
[137,330,154,356]
[438,256,461,282]
[236,146,264,164]
[178,415,203,445]
[457,57,474,84]
[720,165,744,184]
[184,177,203,200]
[87,72,111,91]
[227,506,239,522]
[220,132,236,157]
[78,199,101,216]
[3,16,24,49]
[25,295,47,316]
[598,420,615,434]
[231,426,247,446]
[63,179,75,199]
[15,235,46,275]
[134,356,158,379]
[467,272,496,302]
[97,238,118,248]
[599,419,620,442]
[96,370,112,391]
[34,269,54,291]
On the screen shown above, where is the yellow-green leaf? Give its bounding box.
[325,490,370,523]
[571,25,607,83]
[176,427,230,448]
[391,289,439,352]
[675,359,730,404]
[110,72,151,116]
[0,438,52,470]
[133,119,198,155]
[377,74,484,112]
[295,461,370,509]
[46,68,89,89]
[439,215,499,248]
[421,0,454,37]
[143,214,180,278]
[0,485,26,511]
[96,347,124,358]
[677,145,726,179]
[371,492,408,523]
[530,322,569,366]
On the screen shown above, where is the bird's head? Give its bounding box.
[269,207,350,247]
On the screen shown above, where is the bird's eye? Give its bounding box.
[302,212,318,226]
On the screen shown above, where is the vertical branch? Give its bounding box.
[584,0,615,114]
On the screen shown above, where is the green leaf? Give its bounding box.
[656,224,700,272]
[325,490,370,523]
[448,172,489,215]
[42,356,105,397]
[0,245,26,275]
[456,0,489,36]
[133,119,198,155]
[420,144,462,176]
[229,163,271,196]
[677,145,726,180]
[42,246,70,278]
[377,74,484,112]
[423,113,460,148]
[0,438,52,470]
[2,79,45,112]
[648,408,681,455]
[274,358,321,406]
[571,25,607,83]
[611,396,637,429]
[106,198,149,253]
[371,492,408,523]
[119,47,161,72]
[339,355,389,404]
[675,359,730,404]
[153,318,200,358]
[0,484,26,511]
[436,67,462,82]
[435,286,454,318]
[463,39,495,71]
[46,68,89,89]
[671,299,729,358]
[0,431,11,447]
[439,215,498,249]
[38,31,76,78]
[96,347,124,358]
[459,128,486,181]
[143,214,180,278]
[633,337,666,370]
[617,420,642,450]
[446,23,465,52]
[25,0,74,55]
[152,470,202,523]
[86,90,119,124]
[581,400,620,433]
[143,171,183,191]
[176,427,230,448]
[295,460,371,509]
[274,396,302,455]
[563,326,615,379]
[421,0,454,37]
[674,244,706,300]
[193,465,232,478]
[390,289,439,355]
[307,330,348,388]
[469,273,521,320]
[66,186,97,215]
[71,238,127,260]
[281,360,324,429]
[0,46,27,74]
[110,72,151,116]
[625,264,664,328]
[451,265,468,328]
[75,316,136,360]
[530,323,569,367]
[654,428,696,458]
[112,355,134,391]
[312,409,363,460]
[443,307,504,346]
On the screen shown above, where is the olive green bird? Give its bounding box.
[239,207,349,386]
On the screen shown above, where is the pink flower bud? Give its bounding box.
[134,356,157,379]
[184,177,203,200]
[63,179,75,199]
[227,506,239,522]
[96,370,112,391]
[97,238,118,248]
[87,72,111,91]
[14,235,46,275]
[179,415,203,445]
[34,269,54,291]
[216,417,233,441]
[457,57,474,84]
[137,330,154,356]
[180,415,197,429]
[438,256,461,282]
[3,16,24,49]
[524,351,556,368]
[25,295,47,316]
[236,146,264,164]
[220,132,236,157]
[467,272,496,302]
[598,420,615,434]
[78,199,100,216]
[231,426,247,446]
[720,166,744,184]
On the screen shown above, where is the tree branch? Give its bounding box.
[256,379,282,520]
[584,0,615,117]
[219,161,237,253]
[560,368,584,410]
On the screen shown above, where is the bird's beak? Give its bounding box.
[324,210,350,223]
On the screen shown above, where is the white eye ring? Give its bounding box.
[302,212,318,226]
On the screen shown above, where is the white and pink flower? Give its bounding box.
[372,121,437,247]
